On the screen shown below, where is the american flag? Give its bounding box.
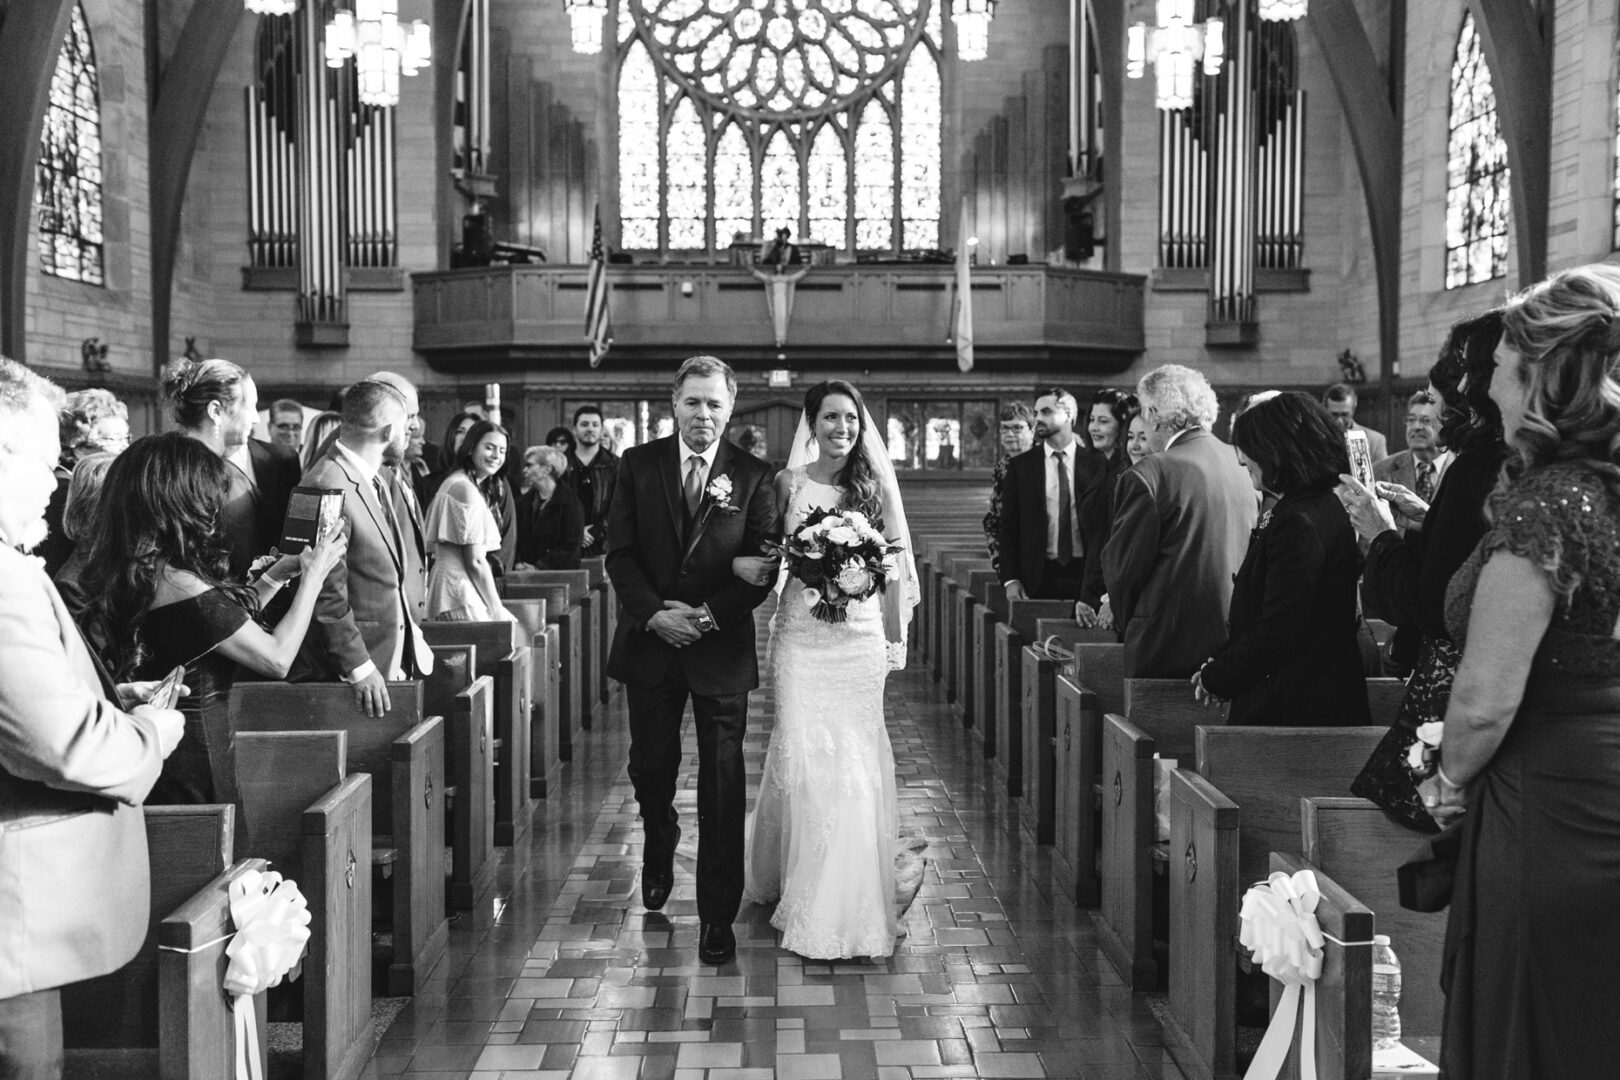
[585,204,612,368]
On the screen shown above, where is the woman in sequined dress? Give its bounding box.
[1421,263,1620,1078]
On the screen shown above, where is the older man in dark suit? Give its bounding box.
[1103,365,1258,678]
[605,356,777,965]
[995,389,1105,602]
[294,380,433,717]
[0,359,183,1079]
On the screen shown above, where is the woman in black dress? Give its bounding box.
[1193,392,1370,726]
[1338,310,1508,830]
[1075,389,1138,626]
[1420,263,1620,1078]
[76,433,346,834]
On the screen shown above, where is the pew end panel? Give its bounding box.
[235,730,347,877]
[971,606,999,742]
[1019,644,1058,845]
[303,773,375,1080]
[154,858,271,1080]
[1301,796,1447,1040]
[993,622,1022,793]
[1268,851,1375,1080]
[1097,714,1159,990]
[1071,643,1127,717]
[1053,675,1102,906]
[389,717,449,995]
[505,598,561,794]
[1165,768,1240,1080]
[426,649,496,911]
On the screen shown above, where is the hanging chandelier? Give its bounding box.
[951,0,996,62]
[1257,0,1307,19]
[325,0,432,108]
[244,0,297,13]
[565,0,609,54]
[1126,0,1223,111]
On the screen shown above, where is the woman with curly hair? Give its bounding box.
[76,433,346,824]
[1076,389,1139,625]
[1417,264,1620,1078]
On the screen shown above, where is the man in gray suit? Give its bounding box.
[0,359,183,1078]
[294,380,433,717]
[1103,365,1259,678]
[1374,389,1452,530]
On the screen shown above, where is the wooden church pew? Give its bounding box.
[505,568,596,726]
[1053,673,1100,904]
[1018,623,1119,845]
[1097,679,1231,990]
[991,598,1078,794]
[503,579,585,750]
[230,682,448,997]
[422,620,535,844]
[507,598,562,792]
[581,556,615,705]
[1162,725,1387,1080]
[235,730,374,1080]
[963,569,1001,730]
[62,806,268,1080]
[425,644,496,910]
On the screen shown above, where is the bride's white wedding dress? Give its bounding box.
[744,468,919,959]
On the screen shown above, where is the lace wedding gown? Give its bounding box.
[744,469,918,959]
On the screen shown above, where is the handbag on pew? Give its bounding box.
[1349,637,1461,835]
[1397,818,1463,912]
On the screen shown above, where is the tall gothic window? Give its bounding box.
[1445,12,1509,289]
[616,0,942,256]
[36,4,104,286]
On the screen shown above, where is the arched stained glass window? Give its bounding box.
[618,0,941,256]
[36,3,104,285]
[1446,11,1509,289]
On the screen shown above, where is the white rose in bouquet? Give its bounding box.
[844,510,869,529]
[822,514,846,528]
[835,564,873,595]
[826,525,859,546]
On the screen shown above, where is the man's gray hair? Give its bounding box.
[672,355,737,401]
[0,357,65,447]
[525,445,568,477]
[1137,364,1219,433]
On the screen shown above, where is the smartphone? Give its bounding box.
[1346,429,1375,489]
[280,486,344,554]
[147,664,186,711]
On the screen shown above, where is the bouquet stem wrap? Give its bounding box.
[223,870,312,1080]
[1237,869,1349,1080]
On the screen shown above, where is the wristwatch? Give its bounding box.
[692,605,717,633]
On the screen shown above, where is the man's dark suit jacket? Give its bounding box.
[994,441,1106,598]
[223,438,301,578]
[604,435,776,697]
[517,482,585,570]
[1198,489,1371,727]
[1102,427,1258,678]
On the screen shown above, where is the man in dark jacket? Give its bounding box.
[568,404,619,557]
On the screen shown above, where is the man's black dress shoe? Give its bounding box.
[641,825,680,911]
[698,923,736,965]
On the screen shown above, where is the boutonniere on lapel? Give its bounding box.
[1256,508,1274,533]
[704,474,742,516]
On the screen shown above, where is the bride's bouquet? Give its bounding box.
[770,506,904,624]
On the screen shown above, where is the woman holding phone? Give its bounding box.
[76,433,346,836]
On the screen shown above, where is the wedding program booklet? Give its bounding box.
[280,486,343,553]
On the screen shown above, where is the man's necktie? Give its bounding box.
[373,476,404,555]
[1056,449,1074,566]
[1415,460,1436,503]
[684,455,704,519]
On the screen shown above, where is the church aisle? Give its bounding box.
[372,617,1183,1080]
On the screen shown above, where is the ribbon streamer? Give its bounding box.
[223,870,313,1080]
[1032,635,1076,663]
[1237,869,1354,1080]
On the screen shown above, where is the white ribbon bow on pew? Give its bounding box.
[223,870,312,1080]
[1238,869,1332,1080]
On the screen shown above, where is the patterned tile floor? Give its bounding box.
[370,605,1183,1080]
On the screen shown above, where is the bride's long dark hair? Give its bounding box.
[802,379,884,522]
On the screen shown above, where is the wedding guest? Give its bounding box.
[983,400,1034,577]
[268,399,305,452]
[426,420,516,621]
[300,409,340,474]
[0,358,182,1080]
[162,357,300,580]
[996,390,1104,601]
[1103,365,1257,677]
[546,425,577,458]
[515,446,584,571]
[569,405,620,558]
[1372,389,1452,533]
[1126,412,1152,465]
[1076,390,1137,625]
[1192,393,1369,726]
[1419,263,1620,1079]
[39,387,129,577]
[1339,310,1508,829]
[421,410,481,508]
[1322,382,1388,460]
[77,433,346,838]
[50,451,116,614]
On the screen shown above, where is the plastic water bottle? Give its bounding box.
[1371,934,1402,1051]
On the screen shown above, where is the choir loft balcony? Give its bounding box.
[411,264,1146,373]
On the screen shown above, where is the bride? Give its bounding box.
[734,379,921,959]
